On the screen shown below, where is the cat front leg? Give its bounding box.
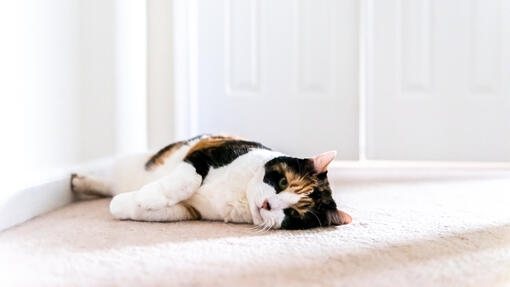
[109,191,138,219]
[109,162,202,220]
[134,162,202,209]
[110,191,200,221]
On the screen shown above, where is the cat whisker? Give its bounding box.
[268,219,275,231]
[308,210,322,227]
[253,221,269,233]
[258,220,272,233]
[250,222,262,229]
[250,223,265,231]
[266,217,277,231]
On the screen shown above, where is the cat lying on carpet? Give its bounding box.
[71,135,352,230]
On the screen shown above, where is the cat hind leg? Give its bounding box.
[71,174,113,197]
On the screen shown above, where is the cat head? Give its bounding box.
[250,151,352,230]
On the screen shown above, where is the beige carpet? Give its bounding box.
[1,177,510,286]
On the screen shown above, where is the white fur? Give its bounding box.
[110,191,198,221]
[102,143,305,229]
[134,163,202,209]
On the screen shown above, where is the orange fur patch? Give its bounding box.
[181,202,202,220]
[145,141,185,170]
[275,163,317,195]
[184,135,240,158]
[292,197,314,216]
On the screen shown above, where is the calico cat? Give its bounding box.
[71,135,352,230]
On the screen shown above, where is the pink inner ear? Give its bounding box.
[313,151,337,173]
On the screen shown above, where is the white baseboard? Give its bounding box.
[0,158,114,232]
[328,160,510,181]
[0,176,74,231]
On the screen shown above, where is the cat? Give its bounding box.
[71,134,352,230]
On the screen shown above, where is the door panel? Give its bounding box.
[196,0,359,158]
[367,0,510,161]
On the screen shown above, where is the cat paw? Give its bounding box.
[135,188,168,210]
[110,192,137,220]
[70,173,86,193]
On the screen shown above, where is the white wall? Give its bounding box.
[0,0,148,192]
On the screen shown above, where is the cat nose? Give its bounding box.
[261,199,271,211]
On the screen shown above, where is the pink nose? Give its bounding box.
[261,199,271,211]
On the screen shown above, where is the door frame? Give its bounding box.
[147,0,199,147]
[172,0,199,140]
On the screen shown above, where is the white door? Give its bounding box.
[194,0,359,159]
[366,0,510,161]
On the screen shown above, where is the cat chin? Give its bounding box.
[269,212,285,229]
[258,209,285,229]
[247,186,294,229]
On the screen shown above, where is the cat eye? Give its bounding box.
[278,177,288,190]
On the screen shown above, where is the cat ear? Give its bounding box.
[328,209,352,226]
[312,151,337,173]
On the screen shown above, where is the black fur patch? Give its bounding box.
[184,139,270,180]
[145,141,185,170]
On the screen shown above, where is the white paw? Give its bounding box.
[110,192,137,219]
[134,186,168,210]
[70,174,87,193]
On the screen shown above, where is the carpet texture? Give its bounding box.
[1,177,510,286]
